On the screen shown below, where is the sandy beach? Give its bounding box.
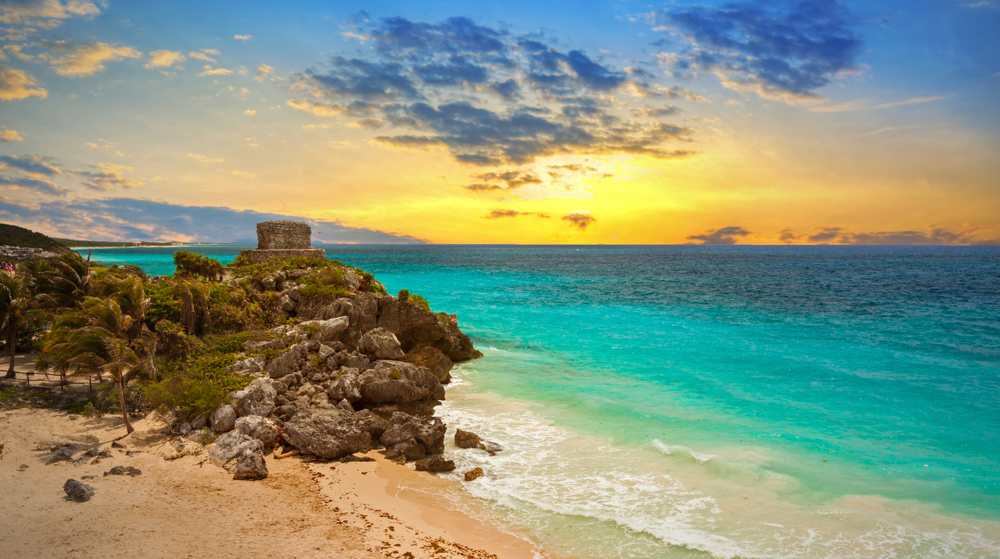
[0,402,542,559]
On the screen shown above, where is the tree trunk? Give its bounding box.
[4,330,16,379]
[116,377,134,434]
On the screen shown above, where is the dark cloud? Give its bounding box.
[483,209,550,219]
[0,174,68,196]
[561,211,596,230]
[647,0,863,101]
[75,164,143,191]
[292,16,698,171]
[784,226,1000,245]
[465,183,503,192]
[0,198,427,244]
[473,170,541,189]
[687,226,752,244]
[0,154,63,176]
[630,106,681,118]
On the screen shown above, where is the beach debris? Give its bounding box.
[337,454,375,463]
[211,404,237,433]
[104,466,142,477]
[464,468,485,482]
[232,452,268,481]
[273,447,300,459]
[359,327,406,360]
[63,479,95,502]
[414,456,456,473]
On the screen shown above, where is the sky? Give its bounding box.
[0,0,998,244]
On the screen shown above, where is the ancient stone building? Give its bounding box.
[239,221,325,263]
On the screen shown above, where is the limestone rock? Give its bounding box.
[464,468,485,482]
[299,316,350,343]
[64,479,95,502]
[232,453,269,481]
[414,456,456,472]
[359,327,406,360]
[403,346,454,384]
[380,412,446,455]
[226,355,266,377]
[232,377,277,418]
[207,431,264,468]
[385,439,426,462]
[265,344,309,379]
[326,368,362,403]
[354,409,389,441]
[211,404,237,433]
[357,361,444,405]
[454,429,482,449]
[282,408,372,460]
[104,466,142,477]
[234,415,279,447]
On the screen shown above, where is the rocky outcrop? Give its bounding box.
[232,378,277,418]
[464,468,484,482]
[403,346,454,383]
[379,412,446,456]
[211,404,237,433]
[357,360,444,406]
[359,327,406,360]
[234,415,279,447]
[232,453,268,481]
[455,429,482,449]
[282,408,372,460]
[207,431,265,473]
[414,456,456,472]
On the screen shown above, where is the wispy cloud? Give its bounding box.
[145,50,185,69]
[234,34,254,42]
[76,163,143,191]
[0,64,47,100]
[0,0,101,25]
[188,51,216,63]
[779,226,999,245]
[198,65,232,77]
[562,210,597,230]
[187,153,223,163]
[255,63,274,82]
[0,127,23,142]
[687,226,751,244]
[483,208,551,219]
[811,95,946,113]
[40,41,142,76]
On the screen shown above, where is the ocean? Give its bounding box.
[80,244,1000,558]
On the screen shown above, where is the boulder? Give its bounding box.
[232,453,268,481]
[104,466,142,477]
[359,328,406,360]
[464,468,485,482]
[232,378,277,418]
[64,479,95,502]
[299,316,350,343]
[454,429,482,449]
[479,440,503,456]
[326,368,362,403]
[265,343,309,379]
[280,293,296,312]
[414,456,456,472]
[385,439,426,462]
[357,361,444,405]
[363,400,439,419]
[354,409,389,441]
[207,431,264,469]
[376,297,482,362]
[282,408,372,460]
[380,412,446,455]
[333,351,369,369]
[403,346,454,384]
[234,415,280,447]
[210,404,237,433]
[225,355,266,377]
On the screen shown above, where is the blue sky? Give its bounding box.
[1,0,997,243]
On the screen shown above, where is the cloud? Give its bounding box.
[294,16,698,168]
[188,51,216,62]
[198,65,232,76]
[961,1,997,8]
[811,95,947,113]
[646,0,864,103]
[230,170,256,178]
[4,44,34,61]
[40,41,142,76]
[687,226,751,244]
[0,127,23,142]
[0,0,100,25]
[466,170,542,192]
[630,106,681,118]
[188,153,223,163]
[234,34,254,41]
[561,210,596,230]
[75,162,143,191]
[0,64,47,100]
[0,173,67,195]
[483,208,551,219]
[145,49,185,69]
[0,197,428,244]
[780,226,999,245]
[255,63,274,82]
[0,154,62,176]
[244,109,256,116]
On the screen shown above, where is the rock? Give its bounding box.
[464,468,485,482]
[175,421,193,436]
[234,415,279,447]
[104,466,142,477]
[190,415,207,430]
[226,355,266,376]
[46,446,76,465]
[338,454,376,463]
[326,368,362,403]
[385,439,426,462]
[333,350,369,369]
[111,441,126,449]
[414,456,456,472]
[317,344,336,362]
[299,316,350,343]
[376,297,482,362]
[479,440,503,456]
[265,344,309,379]
[454,429,483,449]
[211,404,237,433]
[186,429,215,445]
[403,346,454,384]
[354,409,389,441]
[207,431,264,469]
[357,361,444,405]
[282,408,372,460]
[380,413,446,455]
[232,452,269,481]
[64,479,95,502]
[363,400,439,419]
[260,277,276,291]
[359,327,406,360]
[281,293,296,312]
[232,377,277,418]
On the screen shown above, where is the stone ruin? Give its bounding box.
[239,221,325,263]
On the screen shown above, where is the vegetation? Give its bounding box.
[0,223,70,252]
[173,250,224,281]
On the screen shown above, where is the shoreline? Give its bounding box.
[0,405,544,559]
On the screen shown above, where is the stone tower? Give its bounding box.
[239,221,325,263]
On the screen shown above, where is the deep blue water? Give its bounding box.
[84,244,1000,558]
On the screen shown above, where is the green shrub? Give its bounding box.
[301,323,321,337]
[143,373,236,421]
[389,368,402,380]
[409,294,431,311]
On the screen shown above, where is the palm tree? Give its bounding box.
[0,273,33,382]
[37,281,155,434]
[25,251,93,312]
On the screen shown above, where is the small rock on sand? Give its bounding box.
[464,467,484,482]
[64,479,95,502]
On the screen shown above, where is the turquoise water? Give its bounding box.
[83,245,1000,558]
